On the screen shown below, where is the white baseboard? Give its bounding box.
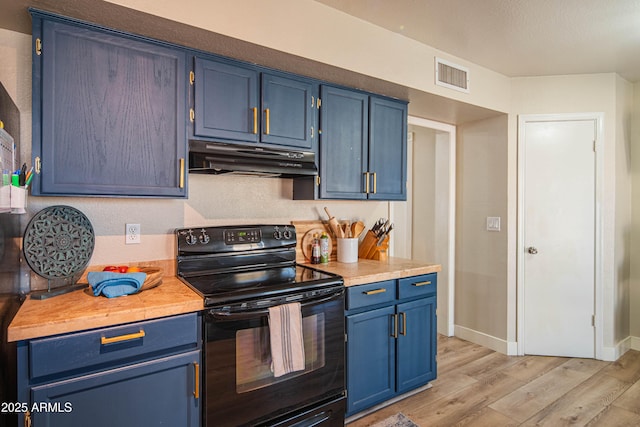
[453,325,518,355]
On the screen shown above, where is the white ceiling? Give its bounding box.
[315,0,640,83]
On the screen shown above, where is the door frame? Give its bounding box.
[516,113,604,359]
[393,115,455,337]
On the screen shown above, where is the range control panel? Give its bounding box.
[176,224,296,254]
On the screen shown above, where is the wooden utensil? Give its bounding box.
[350,221,365,239]
[324,207,344,238]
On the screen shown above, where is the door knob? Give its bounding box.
[527,247,538,254]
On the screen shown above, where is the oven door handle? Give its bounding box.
[208,289,344,320]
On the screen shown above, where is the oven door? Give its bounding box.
[204,286,345,427]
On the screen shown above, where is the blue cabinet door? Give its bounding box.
[261,73,316,150]
[396,296,437,394]
[319,86,368,199]
[30,350,201,427]
[34,18,188,197]
[346,306,396,415]
[368,96,408,201]
[194,57,260,142]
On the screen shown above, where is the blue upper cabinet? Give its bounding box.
[31,13,188,197]
[319,85,369,199]
[261,73,316,150]
[317,85,407,201]
[193,58,260,143]
[369,96,408,201]
[192,58,317,151]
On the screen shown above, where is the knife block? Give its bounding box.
[358,230,390,260]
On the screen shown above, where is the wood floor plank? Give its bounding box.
[520,373,629,426]
[612,378,640,414]
[585,405,640,427]
[408,372,525,427]
[489,358,607,422]
[453,407,520,427]
[500,355,570,383]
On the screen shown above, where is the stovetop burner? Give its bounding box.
[175,225,343,306]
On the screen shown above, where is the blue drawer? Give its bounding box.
[346,280,396,310]
[398,274,437,299]
[29,313,199,380]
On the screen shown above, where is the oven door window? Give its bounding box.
[236,313,325,393]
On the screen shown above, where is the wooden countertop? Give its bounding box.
[8,257,439,342]
[7,276,203,342]
[301,257,441,287]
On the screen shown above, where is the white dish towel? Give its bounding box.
[268,302,305,377]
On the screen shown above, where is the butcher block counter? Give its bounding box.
[8,257,439,342]
[7,276,203,342]
[303,257,441,287]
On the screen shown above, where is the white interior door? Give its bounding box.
[521,117,597,358]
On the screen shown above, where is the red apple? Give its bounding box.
[117,266,129,273]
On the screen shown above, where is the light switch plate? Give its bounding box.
[487,217,501,232]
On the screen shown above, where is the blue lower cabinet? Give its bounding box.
[397,296,437,394]
[18,313,202,427]
[346,306,396,414]
[345,274,437,416]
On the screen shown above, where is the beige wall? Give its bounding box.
[455,115,509,344]
[631,82,640,342]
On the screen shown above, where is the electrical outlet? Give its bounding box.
[126,223,141,244]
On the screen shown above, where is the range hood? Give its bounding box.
[188,140,318,178]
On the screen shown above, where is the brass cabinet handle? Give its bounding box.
[179,158,185,189]
[400,312,407,336]
[35,38,42,56]
[373,172,377,194]
[252,107,258,134]
[364,172,370,194]
[391,314,398,338]
[193,362,200,399]
[412,281,432,287]
[265,108,270,135]
[364,288,386,295]
[189,108,195,123]
[35,157,41,174]
[101,329,145,345]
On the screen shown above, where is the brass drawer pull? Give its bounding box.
[412,281,431,287]
[265,108,270,135]
[193,362,200,399]
[101,330,145,345]
[364,172,370,194]
[179,158,185,189]
[391,313,398,338]
[364,288,386,295]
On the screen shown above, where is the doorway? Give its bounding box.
[517,113,603,358]
[391,116,456,336]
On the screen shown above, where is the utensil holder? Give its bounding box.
[337,238,358,263]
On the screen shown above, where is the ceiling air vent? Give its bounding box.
[435,57,469,93]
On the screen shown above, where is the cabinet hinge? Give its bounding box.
[317,98,321,108]
[311,126,314,138]
[35,157,41,174]
[592,315,595,327]
[345,333,348,343]
[593,140,597,152]
[316,176,321,186]
[24,410,31,427]
[35,38,42,56]
[189,108,195,123]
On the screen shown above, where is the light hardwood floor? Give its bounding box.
[348,335,640,426]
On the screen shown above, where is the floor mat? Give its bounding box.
[369,412,419,427]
